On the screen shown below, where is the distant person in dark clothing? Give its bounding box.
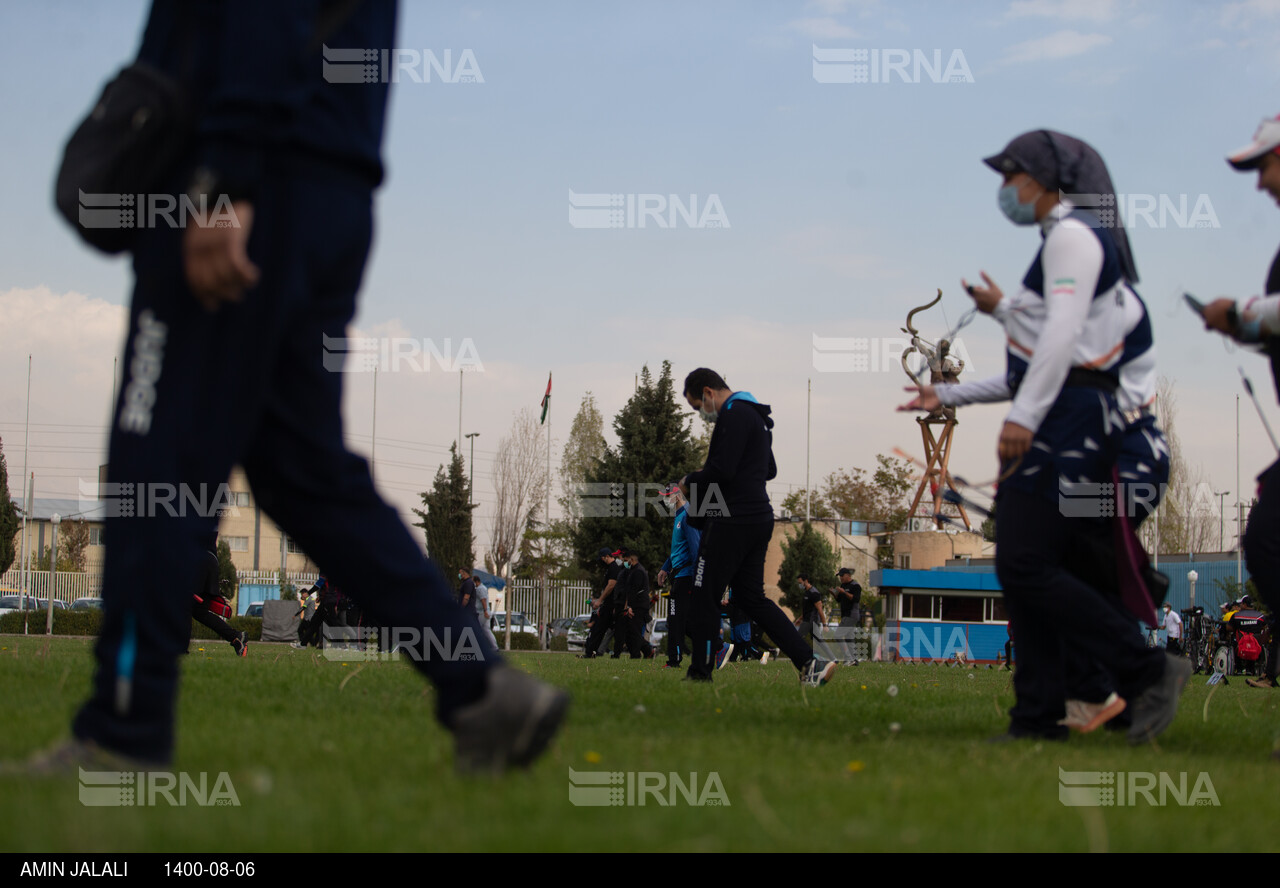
[614,550,654,659]
[583,549,621,659]
[835,569,862,628]
[796,574,825,645]
[189,534,246,657]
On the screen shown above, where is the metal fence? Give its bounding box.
[498,578,670,628]
[0,568,320,605]
[0,569,102,602]
[0,569,678,625]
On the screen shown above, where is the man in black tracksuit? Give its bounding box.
[618,552,654,659]
[583,548,620,659]
[50,0,567,774]
[680,368,835,685]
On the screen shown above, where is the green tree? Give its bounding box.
[277,567,297,601]
[569,362,704,574]
[58,518,90,572]
[980,499,997,543]
[415,442,475,586]
[514,511,577,581]
[776,521,840,614]
[780,488,833,519]
[558,393,607,528]
[0,439,17,576]
[37,545,80,573]
[217,539,239,599]
[822,453,915,529]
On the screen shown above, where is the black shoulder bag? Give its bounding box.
[54,0,362,254]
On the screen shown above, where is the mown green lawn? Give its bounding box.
[0,636,1275,852]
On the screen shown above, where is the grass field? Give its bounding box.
[0,635,1276,853]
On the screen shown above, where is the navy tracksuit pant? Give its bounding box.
[665,574,692,665]
[687,520,813,680]
[73,158,494,763]
[995,387,1164,738]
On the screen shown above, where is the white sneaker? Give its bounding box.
[1058,693,1126,733]
[759,652,770,665]
[801,658,837,687]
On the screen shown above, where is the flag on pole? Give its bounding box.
[540,373,552,425]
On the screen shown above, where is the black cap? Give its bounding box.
[838,568,852,577]
[598,547,612,558]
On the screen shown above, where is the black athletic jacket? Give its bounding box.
[685,392,777,526]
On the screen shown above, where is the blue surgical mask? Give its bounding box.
[998,184,1039,226]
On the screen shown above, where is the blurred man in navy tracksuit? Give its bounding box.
[44,0,566,774]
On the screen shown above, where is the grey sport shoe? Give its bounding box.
[1,737,163,777]
[450,666,570,775]
[800,658,837,687]
[1127,653,1192,746]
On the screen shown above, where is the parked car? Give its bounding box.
[565,614,591,651]
[548,617,577,639]
[649,618,667,651]
[245,601,265,618]
[72,597,104,610]
[491,611,538,635]
[0,595,32,616]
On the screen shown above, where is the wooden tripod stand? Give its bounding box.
[905,415,971,531]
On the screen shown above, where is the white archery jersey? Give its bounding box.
[993,213,1134,432]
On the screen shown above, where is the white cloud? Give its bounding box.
[1220,0,1280,29]
[1006,0,1120,23]
[0,286,127,496]
[1000,29,1113,65]
[787,17,859,39]
[808,0,881,16]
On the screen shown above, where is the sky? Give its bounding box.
[3,0,1280,561]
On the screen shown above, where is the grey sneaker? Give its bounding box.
[1127,654,1192,746]
[801,658,837,687]
[1,737,163,777]
[450,666,570,774]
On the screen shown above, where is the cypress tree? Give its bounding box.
[415,442,476,589]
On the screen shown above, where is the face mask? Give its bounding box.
[698,392,718,424]
[998,183,1039,226]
